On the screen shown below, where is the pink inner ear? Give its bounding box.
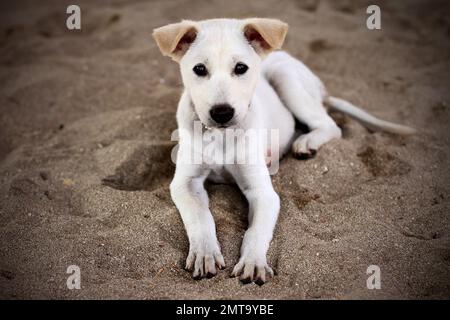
[175,29,197,53]
[244,26,271,50]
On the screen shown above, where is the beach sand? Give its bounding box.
[0,0,449,299]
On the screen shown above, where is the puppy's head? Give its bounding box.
[153,18,288,128]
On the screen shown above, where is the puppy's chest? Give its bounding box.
[199,129,267,167]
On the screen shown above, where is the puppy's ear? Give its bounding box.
[152,20,198,61]
[243,18,288,56]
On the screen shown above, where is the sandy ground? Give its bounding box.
[0,0,449,299]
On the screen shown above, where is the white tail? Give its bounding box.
[326,96,416,135]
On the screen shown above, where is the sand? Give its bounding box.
[0,0,449,299]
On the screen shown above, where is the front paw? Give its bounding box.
[185,237,225,280]
[231,254,274,286]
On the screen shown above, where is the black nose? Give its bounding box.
[209,104,235,124]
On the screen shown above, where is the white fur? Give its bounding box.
[156,18,414,284]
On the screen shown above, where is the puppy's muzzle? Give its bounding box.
[209,104,235,125]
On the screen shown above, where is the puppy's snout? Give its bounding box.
[209,104,235,125]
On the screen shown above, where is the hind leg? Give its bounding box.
[291,127,341,159]
[263,52,341,158]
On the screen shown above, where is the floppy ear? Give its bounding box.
[243,18,288,56]
[152,20,198,61]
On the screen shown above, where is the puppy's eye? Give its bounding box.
[193,63,208,77]
[234,63,248,75]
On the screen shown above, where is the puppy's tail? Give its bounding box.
[325,96,416,135]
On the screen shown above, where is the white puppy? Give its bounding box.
[153,18,414,285]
